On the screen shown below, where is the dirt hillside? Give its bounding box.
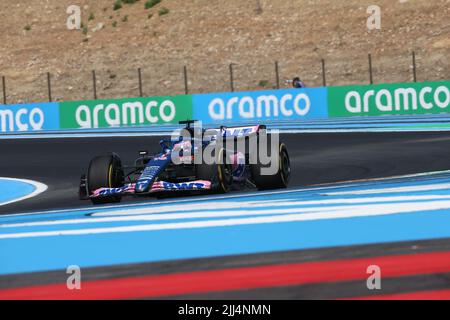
[0,0,449,103]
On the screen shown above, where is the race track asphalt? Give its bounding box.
[1,132,450,299]
[2,131,450,214]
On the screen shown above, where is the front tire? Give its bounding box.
[87,153,124,204]
[196,147,232,193]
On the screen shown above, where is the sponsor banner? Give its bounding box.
[193,88,328,124]
[0,102,60,133]
[4,80,450,135]
[59,95,193,129]
[328,81,450,117]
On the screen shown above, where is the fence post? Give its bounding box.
[183,65,189,95]
[138,68,143,97]
[229,64,235,92]
[47,72,52,102]
[92,70,97,100]
[275,61,280,89]
[255,0,263,14]
[2,76,6,105]
[321,59,327,87]
[412,51,417,82]
[368,53,373,85]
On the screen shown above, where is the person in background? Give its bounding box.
[292,77,306,88]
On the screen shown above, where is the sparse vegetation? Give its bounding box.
[4,0,449,104]
[123,0,138,3]
[113,0,122,11]
[24,25,31,31]
[158,7,169,16]
[122,15,128,22]
[145,0,161,9]
[82,26,88,35]
[255,0,263,14]
[258,80,269,87]
[112,21,118,27]
[88,13,95,21]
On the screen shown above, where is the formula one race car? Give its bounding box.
[79,120,290,204]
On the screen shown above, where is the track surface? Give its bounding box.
[2,132,450,299]
[3,132,450,214]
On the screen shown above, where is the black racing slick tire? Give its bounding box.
[196,147,232,193]
[87,153,124,205]
[251,142,291,191]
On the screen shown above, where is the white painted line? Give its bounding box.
[325,183,450,196]
[0,178,48,207]
[0,132,171,140]
[0,184,353,218]
[2,199,450,239]
[281,128,450,133]
[2,127,450,140]
[310,169,450,187]
[2,169,450,218]
[3,194,448,228]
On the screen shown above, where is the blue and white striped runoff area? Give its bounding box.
[2,170,450,275]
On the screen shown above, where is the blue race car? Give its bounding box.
[79,120,290,205]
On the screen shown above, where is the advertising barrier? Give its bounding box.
[193,88,329,124]
[328,80,450,117]
[59,95,193,129]
[1,80,450,135]
[0,102,60,133]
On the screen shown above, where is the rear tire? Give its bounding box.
[87,153,124,204]
[196,147,232,193]
[251,142,290,191]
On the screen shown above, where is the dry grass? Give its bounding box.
[0,0,448,103]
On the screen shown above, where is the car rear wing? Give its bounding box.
[178,120,267,140]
